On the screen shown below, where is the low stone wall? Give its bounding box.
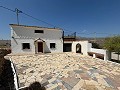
[88,52,104,60]
[89,48,107,60]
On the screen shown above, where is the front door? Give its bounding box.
[38,42,43,53]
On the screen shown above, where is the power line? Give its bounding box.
[0,5,114,37]
[0,6,58,27]
[0,5,76,33]
[22,11,76,33]
[22,12,57,28]
[0,6,15,12]
[77,32,111,35]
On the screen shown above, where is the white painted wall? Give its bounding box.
[89,48,107,60]
[44,39,63,53]
[90,48,106,55]
[11,38,35,54]
[72,41,91,55]
[10,25,63,54]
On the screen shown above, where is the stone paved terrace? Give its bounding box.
[8,52,120,90]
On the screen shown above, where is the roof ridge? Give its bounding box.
[9,24,62,30]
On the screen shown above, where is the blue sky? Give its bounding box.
[0,0,120,39]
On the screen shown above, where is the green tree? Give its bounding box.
[92,42,101,49]
[104,35,120,60]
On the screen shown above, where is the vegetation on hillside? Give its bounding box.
[0,40,11,48]
[0,49,11,76]
[0,49,13,89]
[0,49,11,74]
[92,42,102,49]
[103,35,120,60]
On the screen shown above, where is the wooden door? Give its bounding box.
[38,42,43,52]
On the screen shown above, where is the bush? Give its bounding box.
[0,57,5,76]
[0,49,11,56]
[92,42,101,49]
[0,60,14,89]
[0,49,11,76]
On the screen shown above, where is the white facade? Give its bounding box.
[10,24,63,54]
[72,41,91,55]
[64,41,91,55]
[64,40,107,60]
[10,24,107,60]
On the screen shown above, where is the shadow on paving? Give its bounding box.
[0,59,15,90]
[111,59,120,63]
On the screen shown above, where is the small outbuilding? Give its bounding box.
[63,37,91,55]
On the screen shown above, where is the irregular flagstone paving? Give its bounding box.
[8,52,120,90]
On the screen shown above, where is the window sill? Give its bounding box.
[50,48,56,50]
[22,49,31,51]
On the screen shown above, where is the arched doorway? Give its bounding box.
[34,38,45,53]
[76,43,81,53]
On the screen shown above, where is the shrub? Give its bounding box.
[0,57,6,76]
[0,49,11,76]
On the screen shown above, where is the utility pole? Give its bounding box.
[74,32,76,39]
[15,8,22,25]
[62,30,64,52]
[94,32,96,43]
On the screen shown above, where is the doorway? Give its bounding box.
[38,42,43,53]
[63,43,72,52]
[76,43,81,53]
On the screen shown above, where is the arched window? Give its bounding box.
[76,43,81,53]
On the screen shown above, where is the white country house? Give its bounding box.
[10,24,63,54]
[10,24,108,60]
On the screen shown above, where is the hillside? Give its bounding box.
[0,40,11,48]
